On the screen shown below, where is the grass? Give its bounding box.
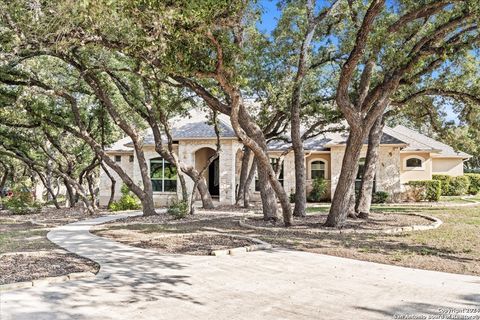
[0,228,55,254]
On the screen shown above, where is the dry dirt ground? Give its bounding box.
[0,208,103,285]
[94,205,480,276]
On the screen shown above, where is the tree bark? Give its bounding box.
[243,156,257,208]
[0,169,9,198]
[64,178,76,208]
[356,116,384,219]
[236,146,251,204]
[325,128,365,227]
[257,159,278,221]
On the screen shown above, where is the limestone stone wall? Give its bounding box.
[99,153,134,207]
[376,146,402,201]
[329,145,402,202]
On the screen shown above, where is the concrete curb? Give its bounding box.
[210,234,272,256]
[0,271,96,292]
[239,213,443,235]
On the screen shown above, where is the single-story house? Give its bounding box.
[99,110,471,207]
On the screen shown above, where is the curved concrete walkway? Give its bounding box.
[1,212,479,320]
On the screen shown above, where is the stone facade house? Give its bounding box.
[99,110,471,207]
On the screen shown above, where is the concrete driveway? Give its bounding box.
[1,213,479,320]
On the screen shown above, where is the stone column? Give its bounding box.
[219,140,236,204]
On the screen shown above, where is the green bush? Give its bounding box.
[406,180,441,202]
[372,191,389,203]
[307,177,327,202]
[432,174,471,196]
[432,174,451,196]
[109,184,141,211]
[289,192,295,203]
[466,173,480,195]
[167,200,189,219]
[447,176,470,196]
[2,190,41,215]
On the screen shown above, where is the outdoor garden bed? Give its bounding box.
[93,228,257,255]
[241,212,436,233]
[0,208,101,286]
[0,251,98,285]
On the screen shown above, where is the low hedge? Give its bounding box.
[405,180,441,202]
[432,174,471,196]
[448,175,470,196]
[432,174,451,196]
[466,173,480,195]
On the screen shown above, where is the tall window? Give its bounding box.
[311,160,326,179]
[255,158,284,191]
[150,158,177,192]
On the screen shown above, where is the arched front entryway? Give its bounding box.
[194,147,219,198]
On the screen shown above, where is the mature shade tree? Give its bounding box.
[324,0,480,227]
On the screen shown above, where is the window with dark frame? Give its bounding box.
[150,157,177,192]
[129,155,134,163]
[310,160,326,179]
[406,157,423,168]
[115,155,121,162]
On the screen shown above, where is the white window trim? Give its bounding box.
[308,159,328,180]
[403,155,426,171]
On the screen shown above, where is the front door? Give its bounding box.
[208,158,220,197]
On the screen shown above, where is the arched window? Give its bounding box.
[311,160,326,179]
[406,157,422,168]
[150,157,177,192]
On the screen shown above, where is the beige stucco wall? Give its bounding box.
[399,152,432,183]
[432,158,464,176]
[305,153,331,198]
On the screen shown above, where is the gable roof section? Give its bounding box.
[387,125,471,158]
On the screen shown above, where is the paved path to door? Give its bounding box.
[1,212,479,320]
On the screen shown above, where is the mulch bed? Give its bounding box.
[0,251,99,285]
[136,234,255,255]
[245,212,431,231]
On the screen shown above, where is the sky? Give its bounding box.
[256,0,460,123]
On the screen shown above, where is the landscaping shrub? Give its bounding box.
[2,189,41,214]
[432,174,471,196]
[405,180,441,202]
[447,176,470,196]
[289,192,295,203]
[432,174,451,196]
[167,200,189,219]
[307,177,327,202]
[109,184,141,211]
[466,173,480,195]
[372,191,389,203]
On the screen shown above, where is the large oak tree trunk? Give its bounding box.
[356,117,384,219]
[257,159,278,220]
[325,128,365,227]
[64,178,76,208]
